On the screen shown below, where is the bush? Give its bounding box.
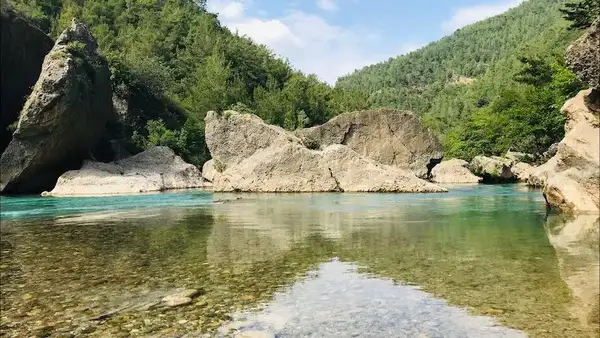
[301,136,320,150]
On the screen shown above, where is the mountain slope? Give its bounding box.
[335,0,582,150]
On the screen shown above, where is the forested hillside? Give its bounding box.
[7,0,367,166]
[336,0,593,159]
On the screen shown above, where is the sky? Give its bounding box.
[206,0,524,84]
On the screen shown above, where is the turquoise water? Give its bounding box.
[1,185,598,337]
[0,189,213,220]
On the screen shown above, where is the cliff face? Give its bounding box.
[0,7,53,152]
[0,19,112,194]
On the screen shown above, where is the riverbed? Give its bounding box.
[0,185,598,337]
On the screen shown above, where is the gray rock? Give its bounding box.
[0,19,112,193]
[566,17,599,98]
[0,7,53,151]
[46,147,205,196]
[468,156,515,183]
[430,159,482,184]
[295,109,443,178]
[161,295,192,308]
[205,111,446,193]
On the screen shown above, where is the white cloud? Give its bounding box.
[206,0,381,84]
[441,0,524,34]
[207,0,245,19]
[316,0,338,11]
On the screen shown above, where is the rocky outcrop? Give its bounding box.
[205,111,446,193]
[430,159,482,183]
[0,7,53,151]
[46,147,205,196]
[566,16,599,112]
[0,19,112,194]
[468,156,515,183]
[295,109,443,178]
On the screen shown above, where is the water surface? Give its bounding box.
[0,185,597,337]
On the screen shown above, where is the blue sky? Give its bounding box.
[206,0,524,84]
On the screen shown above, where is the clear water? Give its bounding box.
[0,185,598,337]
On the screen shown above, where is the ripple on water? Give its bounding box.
[219,260,526,338]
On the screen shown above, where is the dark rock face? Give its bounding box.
[0,19,112,194]
[566,16,599,112]
[0,8,53,152]
[295,109,444,179]
[94,81,186,161]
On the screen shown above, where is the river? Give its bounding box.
[0,185,598,337]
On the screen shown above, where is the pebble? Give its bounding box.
[161,295,192,308]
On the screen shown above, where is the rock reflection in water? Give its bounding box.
[219,260,526,338]
[546,214,600,335]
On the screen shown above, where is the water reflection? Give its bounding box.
[545,214,600,335]
[219,260,526,338]
[0,185,597,337]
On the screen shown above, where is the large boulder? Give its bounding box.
[430,159,482,184]
[294,109,443,178]
[0,19,112,194]
[468,156,515,183]
[205,111,446,193]
[46,147,205,196]
[0,7,53,151]
[566,16,599,112]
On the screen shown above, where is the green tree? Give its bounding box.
[560,0,599,30]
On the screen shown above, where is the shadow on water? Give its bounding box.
[0,185,598,337]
